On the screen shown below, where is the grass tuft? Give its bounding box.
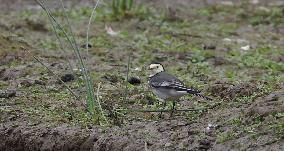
[35,0,108,125]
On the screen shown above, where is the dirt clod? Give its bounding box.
[128,76,141,85]
[20,79,34,87]
[34,79,45,85]
[81,43,92,49]
[0,89,16,98]
[60,73,75,82]
[199,139,212,150]
[101,74,121,83]
[0,68,24,81]
[211,56,231,66]
[25,18,48,32]
[202,44,216,50]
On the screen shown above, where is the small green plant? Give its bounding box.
[110,0,149,20]
[35,0,108,126]
[112,0,133,19]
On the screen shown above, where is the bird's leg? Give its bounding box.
[159,101,167,118]
[170,101,176,117]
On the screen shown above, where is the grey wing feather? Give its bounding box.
[150,72,200,94]
[150,72,212,100]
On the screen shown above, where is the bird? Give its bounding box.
[148,63,212,116]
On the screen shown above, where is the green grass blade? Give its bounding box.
[36,0,96,114]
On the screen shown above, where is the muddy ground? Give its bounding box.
[0,0,284,150]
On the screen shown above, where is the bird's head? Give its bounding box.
[148,63,164,77]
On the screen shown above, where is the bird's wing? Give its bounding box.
[151,80,200,94]
[150,72,201,93]
[150,72,212,100]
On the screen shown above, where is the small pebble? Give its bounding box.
[102,74,119,83]
[35,79,45,85]
[20,79,34,87]
[241,45,250,51]
[202,44,216,50]
[134,67,142,72]
[165,142,172,147]
[81,43,92,49]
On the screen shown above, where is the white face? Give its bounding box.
[149,63,164,77]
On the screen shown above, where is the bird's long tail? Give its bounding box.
[186,88,212,100]
[193,93,212,101]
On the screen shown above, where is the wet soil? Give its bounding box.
[1,90,283,150]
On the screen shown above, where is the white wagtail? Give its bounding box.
[148,63,212,115]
